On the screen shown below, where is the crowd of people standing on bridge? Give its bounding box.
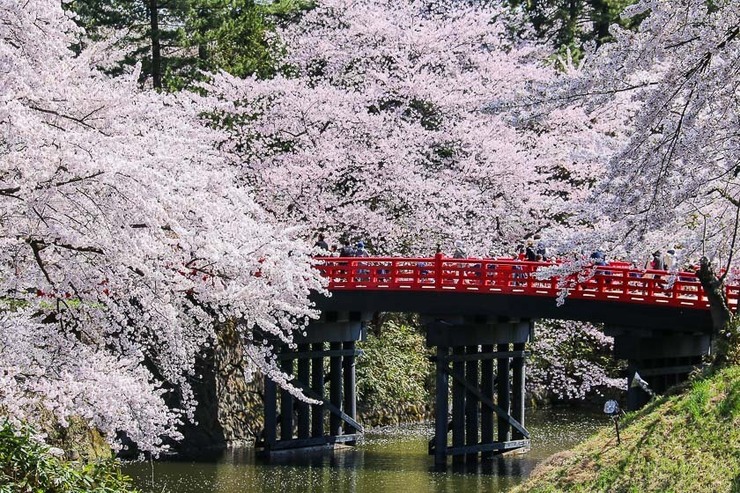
[314,234,370,258]
[313,233,692,274]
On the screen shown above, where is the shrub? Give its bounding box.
[356,321,434,423]
[0,419,137,493]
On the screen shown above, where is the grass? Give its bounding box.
[512,365,740,493]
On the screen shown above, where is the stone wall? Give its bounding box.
[213,320,264,446]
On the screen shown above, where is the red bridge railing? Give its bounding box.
[315,256,740,311]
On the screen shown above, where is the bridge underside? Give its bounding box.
[257,291,713,464]
[314,290,713,333]
[426,317,531,465]
[607,328,710,409]
[256,312,369,455]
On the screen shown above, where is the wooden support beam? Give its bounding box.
[329,341,343,436]
[480,344,494,459]
[433,345,449,465]
[447,439,530,456]
[311,342,324,437]
[265,433,360,452]
[512,342,525,440]
[293,381,363,433]
[447,365,529,439]
[263,377,277,448]
[443,350,528,362]
[280,355,293,441]
[465,345,479,463]
[343,341,357,434]
[297,343,310,440]
[451,346,465,464]
[277,348,362,360]
[497,343,511,444]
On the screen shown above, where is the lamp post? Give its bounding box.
[603,400,623,444]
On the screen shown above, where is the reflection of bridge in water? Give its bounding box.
[257,255,738,466]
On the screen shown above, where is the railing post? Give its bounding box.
[435,252,443,289]
[347,261,356,289]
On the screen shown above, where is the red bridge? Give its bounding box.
[316,254,739,311]
[259,255,737,465]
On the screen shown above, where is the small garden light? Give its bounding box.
[603,400,623,444]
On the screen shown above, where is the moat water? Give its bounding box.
[124,408,605,493]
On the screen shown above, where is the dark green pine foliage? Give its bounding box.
[68,0,190,88]
[68,0,310,90]
[505,0,638,59]
[185,0,314,83]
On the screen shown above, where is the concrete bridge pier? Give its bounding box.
[258,311,369,456]
[424,316,532,466]
[607,327,710,410]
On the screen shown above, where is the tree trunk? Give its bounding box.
[590,0,611,44]
[696,257,734,366]
[149,0,162,89]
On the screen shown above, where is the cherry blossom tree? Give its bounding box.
[0,0,322,452]
[503,0,739,361]
[202,0,629,400]
[528,320,625,401]
[207,0,619,256]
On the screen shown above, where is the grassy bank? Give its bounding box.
[513,365,740,493]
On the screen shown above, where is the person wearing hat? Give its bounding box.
[355,241,369,257]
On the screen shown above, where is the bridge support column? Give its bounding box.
[606,328,710,411]
[496,343,511,444]
[425,316,532,466]
[257,311,369,456]
[480,344,494,459]
[512,342,526,440]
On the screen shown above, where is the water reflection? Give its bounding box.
[125,409,605,493]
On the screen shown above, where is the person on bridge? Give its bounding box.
[663,249,676,270]
[591,249,607,266]
[314,233,329,252]
[534,234,549,261]
[339,240,355,257]
[650,250,665,270]
[525,240,537,261]
[355,241,369,257]
[515,244,526,261]
[453,241,466,259]
[354,241,370,281]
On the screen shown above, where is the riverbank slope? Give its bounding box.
[512,365,740,493]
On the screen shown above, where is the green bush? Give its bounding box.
[356,321,434,423]
[0,420,137,493]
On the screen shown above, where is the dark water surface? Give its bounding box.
[125,408,605,493]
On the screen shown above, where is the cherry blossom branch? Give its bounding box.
[28,104,111,136]
[27,239,55,287]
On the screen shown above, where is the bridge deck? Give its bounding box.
[316,255,739,310]
[314,256,738,332]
